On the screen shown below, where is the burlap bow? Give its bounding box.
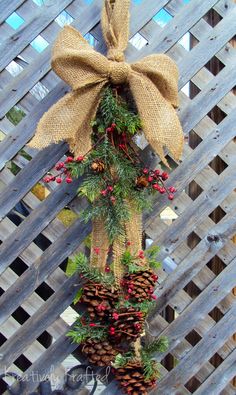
[29,0,183,166]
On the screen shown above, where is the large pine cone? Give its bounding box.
[115,362,156,395]
[80,282,119,320]
[122,269,158,303]
[109,307,145,343]
[82,339,118,366]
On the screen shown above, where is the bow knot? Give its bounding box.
[109,61,131,84]
[107,48,125,62]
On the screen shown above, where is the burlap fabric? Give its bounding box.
[29,0,183,281]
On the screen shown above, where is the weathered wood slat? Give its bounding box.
[0,0,103,119]
[0,142,67,220]
[128,0,220,61]
[0,0,26,25]
[194,348,236,395]
[148,210,236,318]
[0,82,68,170]
[0,217,91,325]
[0,177,81,274]
[147,164,236,253]
[0,273,82,373]
[0,0,74,72]
[150,256,236,359]
[153,303,236,394]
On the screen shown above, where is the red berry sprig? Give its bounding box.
[138,168,177,200]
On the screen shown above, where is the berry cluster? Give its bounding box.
[43,155,84,184]
[136,168,177,200]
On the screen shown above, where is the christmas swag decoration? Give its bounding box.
[29,0,183,393]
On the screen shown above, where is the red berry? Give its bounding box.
[107,186,113,192]
[125,295,129,300]
[56,177,62,184]
[162,171,169,180]
[101,190,107,196]
[55,162,64,170]
[93,247,100,255]
[154,169,161,176]
[106,127,113,133]
[65,156,74,163]
[148,176,153,182]
[152,294,157,300]
[127,241,131,246]
[112,313,119,320]
[76,155,84,162]
[152,183,160,191]
[159,187,166,194]
[89,323,96,327]
[169,186,176,193]
[111,123,116,129]
[118,143,125,149]
[66,177,73,184]
[143,168,149,174]
[110,196,116,203]
[128,288,133,294]
[168,194,174,200]
[43,176,51,183]
[105,266,110,273]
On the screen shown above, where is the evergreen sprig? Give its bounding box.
[67,319,106,344]
[141,351,161,381]
[144,337,169,356]
[98,87,142,135]
[113,352,134,368]
[66,252,115,286]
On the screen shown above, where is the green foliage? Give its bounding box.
[67,319,106,344]
[144,336,169,356]
[113,352,134,368]
[141,351,161,381]
[79,174,105,202]
[98,87,142,135]
[67,252,115,286]
[145,246,162,270]
[6,106,25,126]
[121,247,161,274]
[73,288,83,305]
[115,298,155,314]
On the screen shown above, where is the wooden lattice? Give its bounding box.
[0,0,236,394]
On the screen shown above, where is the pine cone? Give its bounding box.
[91,159,105,173]
[109,307,145,343]
[80,282,119,320]
[122,269,158,303]
[82,338,118,366]
[115,361,156,395]
[135,175,149,189]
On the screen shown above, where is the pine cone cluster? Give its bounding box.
[122,269,158,302]
[109,307,145,343]
[80,282,118,320]
[115,361,156,395]
[82,338,118,366]
[90,159,105,173]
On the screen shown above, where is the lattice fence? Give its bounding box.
[0,0,236,394]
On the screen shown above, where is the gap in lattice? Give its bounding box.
[35,282,54,301]
[205,56,225,76]
[55,10,74,27]
[209,205,227,224]
[208,155,228,175]
[5,12,24,29]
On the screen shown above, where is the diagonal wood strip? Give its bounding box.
[0,272,83,373]
[152,302,236,394]
[149,256,236,359]
[194,348,236,395]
